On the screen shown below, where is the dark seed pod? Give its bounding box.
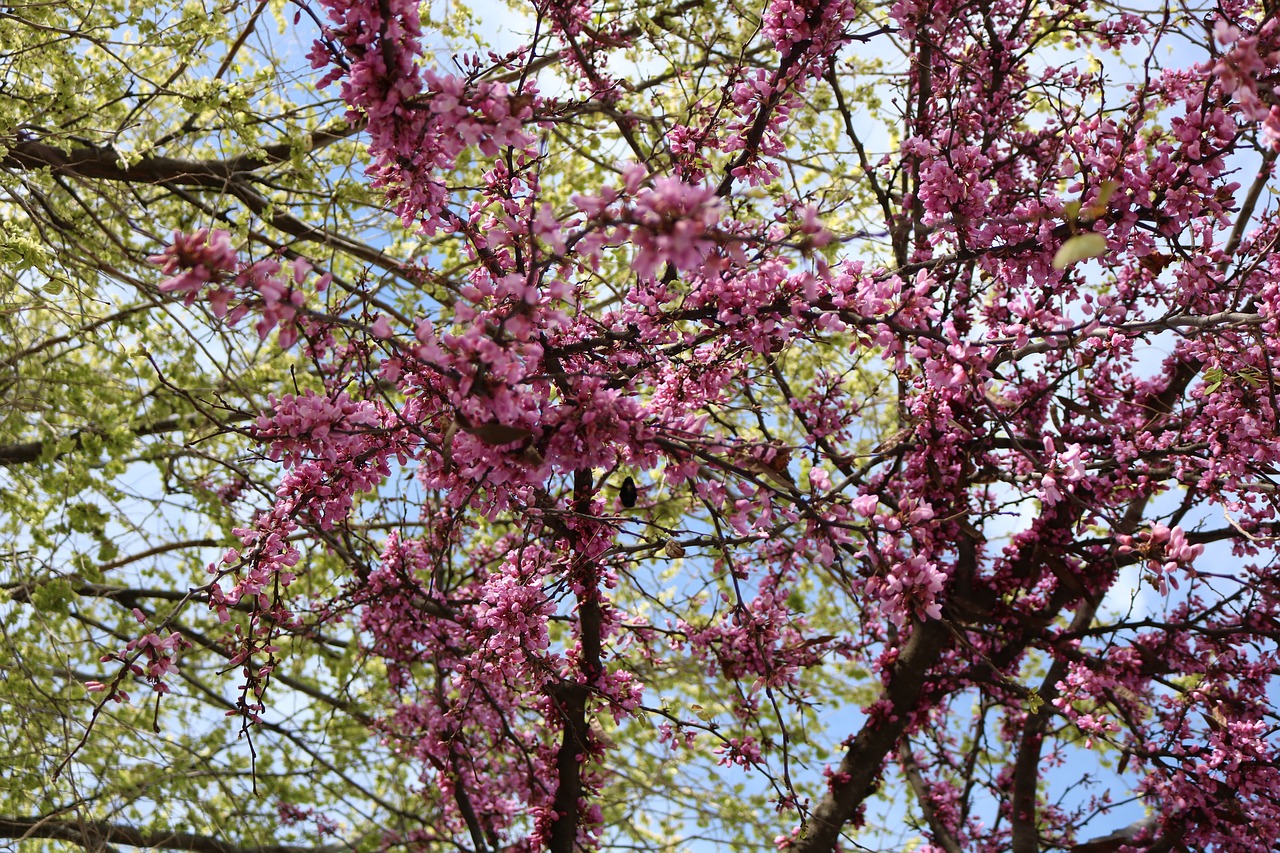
[619,476,637,508]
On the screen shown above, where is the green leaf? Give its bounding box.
[1052,233,1108,269]
[1203,366,1223,394]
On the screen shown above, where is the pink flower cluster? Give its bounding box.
[308,0,535,231]
[255,390,390,467]
[150,229,324,347]
[613,171,724,282]
[1213,17,1280,146]
[1117,524,1206,595]
[90,609,190,701]
[867,555,947,626]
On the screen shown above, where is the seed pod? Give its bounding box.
[663,539,685,559]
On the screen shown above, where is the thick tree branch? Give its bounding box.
[2,125,409,277]
[547,467,604,853]
[901,737,962,850]
[2,124,358,188]
[1069,817,1160,853]
[0,817,348,853]
[1009,602,1098,853]
[546,681,590,853]
[0,411,254,467]
[793,616,951,853]
[899,740,964,853]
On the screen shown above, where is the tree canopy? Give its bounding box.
[4,0,1280,852]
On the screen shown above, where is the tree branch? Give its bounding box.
[2,123,359,189]
[1070,817,1160,853]
[0,411,253,467]
[547,468,604,853]
[793,616,951,853]
[0,816,349,853]
[899,739,964,853]
[1010,603,1098,853]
